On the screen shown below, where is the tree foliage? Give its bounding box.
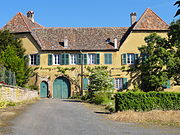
[86,66,113,92]
[174,1,180,17]
[0,30,33,86]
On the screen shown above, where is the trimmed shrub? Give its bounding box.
[115,92,180,112]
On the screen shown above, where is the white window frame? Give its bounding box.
[53,54,61,65]
[70,54,78,65]
[30,54,37,65]
[88,54,95,64]
[115,78,123,90]
[127,53,135,64]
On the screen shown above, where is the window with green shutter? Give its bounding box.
[121,54,126,65]
[77,54,82,64]
[83,78,89,90]
[36,54,40,65]
[104,53,112,64]
[48,54,53,65]
[95,53,100,64]
[123,78,128,89]
[61,54,69,65]
[83,54,87,64]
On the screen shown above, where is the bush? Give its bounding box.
[0,101,16,108]
[115,92,180,112]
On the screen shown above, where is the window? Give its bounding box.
[88,54,96,64]
[54,54,61,65]
[115,78,123,90]
[114,78,128,90]
[121,53,138,65]
[70,54,78,65]
[104,53,112,64]
[127,54,135,64]
[30,54,40,65]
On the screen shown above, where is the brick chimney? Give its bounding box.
[130,12,137,25]
[114,37,118,49]
[27,11,35,23]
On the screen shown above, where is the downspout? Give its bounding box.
[80,50,84,96]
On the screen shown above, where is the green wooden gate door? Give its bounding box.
[53,77,70,99]
[40,81,48,98]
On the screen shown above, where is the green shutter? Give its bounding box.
[77,54,82,64]
[61,54,65,65]
[36,54,40,65]
[163,80,171,89]
[134,54,139,64]
[123,78,128,89]
[104,53,112,64]
[48,54,53,65]
[109,54,112,64]
[83,78,89,90]
[65,54,69,65]
[83,54,87,64]
[95,53,100,64]
[122,54,126,65]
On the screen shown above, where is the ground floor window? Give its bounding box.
[115,78,123,90]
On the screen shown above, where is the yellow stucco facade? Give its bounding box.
[15,30,179,98]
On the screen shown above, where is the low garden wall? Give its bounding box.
[0,84,38,102]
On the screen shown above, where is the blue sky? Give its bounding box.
[0,0,179,28]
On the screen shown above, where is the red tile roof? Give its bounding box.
[33,27,129,50]
[2,8,169,51]
[2,12,44,33]
[133,8,169,30]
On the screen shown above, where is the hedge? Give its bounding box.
[115,92,180,112]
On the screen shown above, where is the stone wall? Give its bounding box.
[0,84,38,102]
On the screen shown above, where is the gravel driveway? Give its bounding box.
[8,99,180,135]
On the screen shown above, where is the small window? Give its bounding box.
[53,54,61,65]
[30,54,39,65]
[104,53,112,64]
[115,78,123,90]
[88,54,96,64]
[127,54,135,64]
[70,54,78,65]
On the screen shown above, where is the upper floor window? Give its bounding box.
[121,53,138,65]
[30,54,40,65]
[54,54,61,65]
[88,54,96,64]
[104,53,112,64]
[70,54,78,65]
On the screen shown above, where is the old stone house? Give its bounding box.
[2,8,178,98]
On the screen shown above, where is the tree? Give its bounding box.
[167,19,180,85]
[128,33,172,91]
[0,30,33,86]
[174,1,180,17]
[86,66,113,92]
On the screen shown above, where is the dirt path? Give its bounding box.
[3,99,180,135]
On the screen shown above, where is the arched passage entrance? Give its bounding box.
[40,81,48,98]
[53,77,70,99]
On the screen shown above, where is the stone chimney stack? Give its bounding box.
[64,36,68,48]
[130,12,137,25]
[27,11,35,23]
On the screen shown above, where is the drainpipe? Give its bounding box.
[80,50,84,96]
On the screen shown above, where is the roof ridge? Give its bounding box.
[19,13,32,32]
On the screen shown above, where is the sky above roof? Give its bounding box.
[0,0,179,28]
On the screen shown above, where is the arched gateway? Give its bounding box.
[53,77,70,99]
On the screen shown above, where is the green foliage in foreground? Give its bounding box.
[115,92,180,112]
[0,100,17,108]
